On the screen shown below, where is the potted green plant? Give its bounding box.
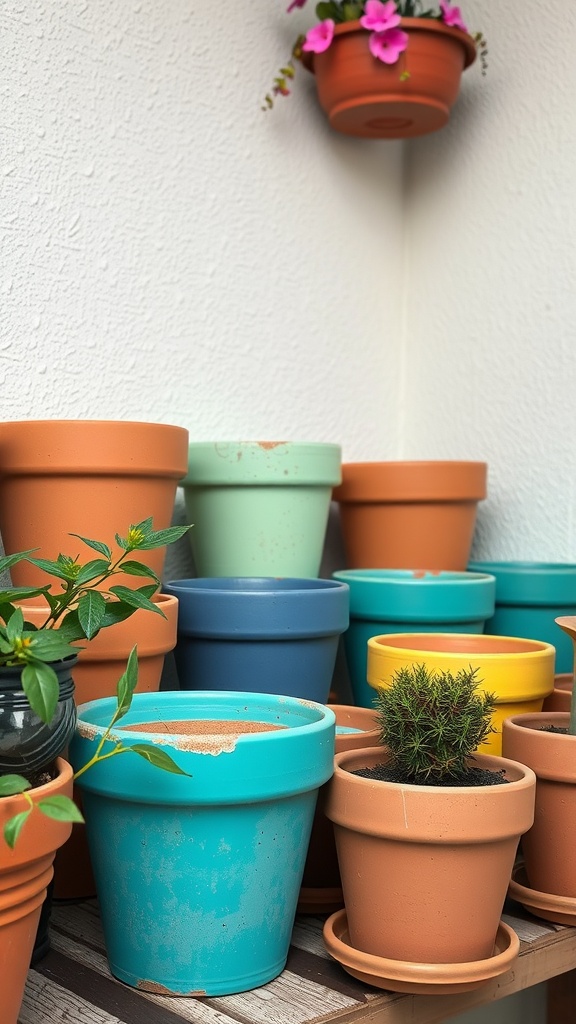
[0,647,189,1024]
[323,664,536,994]
[0,517,190,778]
[502,616,576,925]
[264,0,487,139]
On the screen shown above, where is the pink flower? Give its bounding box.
[360,0,401,33]
[302,19,335,53]
[286,0,307,11]
[439,0,468,32]
[369,27,408,63]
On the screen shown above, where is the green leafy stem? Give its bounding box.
[0,517,191,723]
[0,646,191,848]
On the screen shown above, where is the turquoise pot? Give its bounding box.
[70,691,335,996]
[332,569,496,707]
[469,561,576,672]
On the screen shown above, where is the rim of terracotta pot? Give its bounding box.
[326,746,536,842]
[554,673,573,693]
[182,441,342,487]
[502,713,576,782]
[0,757,74,869]
[17,594,178,659]
[0,420,189,477]
[469,561,576,605]
[332,570,495,622]
[331,705,380,750]
[333,461,487,503]
[303,18,477,72]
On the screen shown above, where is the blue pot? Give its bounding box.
[332,569,496,707]
[164,577,349,703]
[469,561,576,672]
[70,690,335,996]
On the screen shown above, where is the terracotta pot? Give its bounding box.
[16,594,179,902]
[542,673,573,713]
[302,19,476,140]
[367,632,555,755]
[502,713,576,900]
[0,420,188,588]
[333,461,487,571]
[299,705,379,914]
[0,758,74,1024]
[325,746,535,965]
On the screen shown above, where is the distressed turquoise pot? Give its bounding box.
[332,569,496,706]
[70,691,335,996]
[470,562,576,672]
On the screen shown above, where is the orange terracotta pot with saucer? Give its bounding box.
[0,420,188,589]
[303,19,477,139]
[0,758,74,1024]
[333,460,487,570]
[323,746,535,992]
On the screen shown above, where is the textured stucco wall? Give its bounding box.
[402,0,576,559]
[0,0,403,459]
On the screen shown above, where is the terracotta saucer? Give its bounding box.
[323,910,519,995]
[509,864,576,927]
[297,886,344,916]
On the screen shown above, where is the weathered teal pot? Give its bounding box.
[470,562,576,672]
[70,691,335,996]
[182,441,341,577]
[332,569,496,706]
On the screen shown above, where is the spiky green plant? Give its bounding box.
[374,663,496,784]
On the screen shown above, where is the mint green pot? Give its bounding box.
[332,569,496,707]
[182,442,341,577]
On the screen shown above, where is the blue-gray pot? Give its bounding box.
[164,578,349,703]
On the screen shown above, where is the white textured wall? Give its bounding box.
[0,0,403,459]
[402,0,576,559]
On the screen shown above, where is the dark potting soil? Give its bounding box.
[0,761,57,791]
[353,764,509,787]
[541,726,569,734]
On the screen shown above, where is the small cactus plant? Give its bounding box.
[374,663,497,784]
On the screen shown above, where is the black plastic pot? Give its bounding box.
[0,656,77,776]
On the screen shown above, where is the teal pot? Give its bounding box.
[164,577,349,703]
[0,656,77,776]
[469,562,576,672]
[70,691,335,996]
[182,442,341,577]
[332,570,496,707]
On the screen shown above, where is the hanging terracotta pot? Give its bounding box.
[366,632,555,755]
[333,461,487,571]
[302,19,477,140]
[0,758,74,1024]
[323,746,534,991]
[0,420,188,589]
[299,705,379,914]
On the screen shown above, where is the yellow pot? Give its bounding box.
[367,633,555,755]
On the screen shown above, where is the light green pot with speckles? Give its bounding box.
[182,442,342,578]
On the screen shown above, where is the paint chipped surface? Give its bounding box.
[136,979,206,996]
[256,441,288,450]
[115,719,286,756]
[411,569,443,578]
